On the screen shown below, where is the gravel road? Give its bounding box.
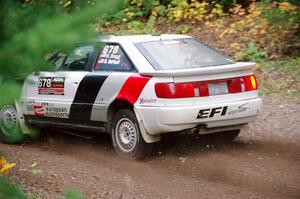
[1,98,300,199]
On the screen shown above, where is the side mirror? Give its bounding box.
[33,71,40,76]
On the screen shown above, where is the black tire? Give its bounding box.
[111,109,152,159]
[0,105,26,144]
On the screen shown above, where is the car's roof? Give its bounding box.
[97,34,192,43]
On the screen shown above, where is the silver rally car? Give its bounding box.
[0,34,262,158]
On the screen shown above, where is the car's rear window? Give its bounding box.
[135,38,234,70]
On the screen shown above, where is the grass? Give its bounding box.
[256,57,300,102]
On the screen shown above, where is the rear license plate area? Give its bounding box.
[208,82,228,95]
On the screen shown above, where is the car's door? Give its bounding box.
[22,46,95,126]
[89,43,137,123]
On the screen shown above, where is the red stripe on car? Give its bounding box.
[116,74,151,105]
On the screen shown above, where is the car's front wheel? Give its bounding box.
[111,109,152,159]
[0,105,26,144]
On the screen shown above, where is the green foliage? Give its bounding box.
[0,0,123,106]
[166,0,227,22]
[217,0,236,11]
[143,0,157,14]
[176,24,189,33]
[114,15,158,35]
[0,177,87,199]
[152,4,168,16]
[101,0,241,24]
[259,1,300,56]
[0,177,27,199]
[261,0,300,30]
[101,0,158,24]
[144,15,158,33]
[59,187,85,199]
[279,58,300,82]
[0,83,21,106]
[167,0,208,22]
[258,58,300,101]
[127,20,146,31]
[235,42,267,62]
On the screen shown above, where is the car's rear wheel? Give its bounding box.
[111,109,152,159]
[0,105,26,144]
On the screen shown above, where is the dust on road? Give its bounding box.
[1,99,300,199]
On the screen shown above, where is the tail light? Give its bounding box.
[155,74,258,98]
[243,74,258,91]
[155,82,196,98]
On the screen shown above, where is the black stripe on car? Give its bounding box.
[69,74,108,124]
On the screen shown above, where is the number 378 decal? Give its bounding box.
[38,77,65,95]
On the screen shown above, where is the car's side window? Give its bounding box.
[64,46,94,71]
[53,54,67,69]
[94,44,134,72]
[47,46,94,71]
[47,52,67,70]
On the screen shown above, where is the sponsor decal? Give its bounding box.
[38,77,65,95]
[33,105,45,116]
[98,45,121,65]
[197,103,250,119]
[228,103,249,115]
[44,107,68,118]
[197,106,228,119]
[32,103,69,118]
[139,98,157,104]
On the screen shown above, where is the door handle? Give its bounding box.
[73,81,79,85]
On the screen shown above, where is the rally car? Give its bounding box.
[0,34,262,158]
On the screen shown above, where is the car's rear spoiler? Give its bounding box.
[139,62,255,77]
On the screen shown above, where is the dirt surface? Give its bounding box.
[1,98,300,199]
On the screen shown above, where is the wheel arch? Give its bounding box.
[107,99,160,143]
[107,99,134,127]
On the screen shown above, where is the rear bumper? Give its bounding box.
[135,97,262,135]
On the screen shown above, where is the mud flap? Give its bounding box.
[134,108,161,143]
[15,100,31,135]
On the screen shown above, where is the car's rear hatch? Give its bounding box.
[134,37,258,104]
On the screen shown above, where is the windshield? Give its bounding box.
[135,38,234,70]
